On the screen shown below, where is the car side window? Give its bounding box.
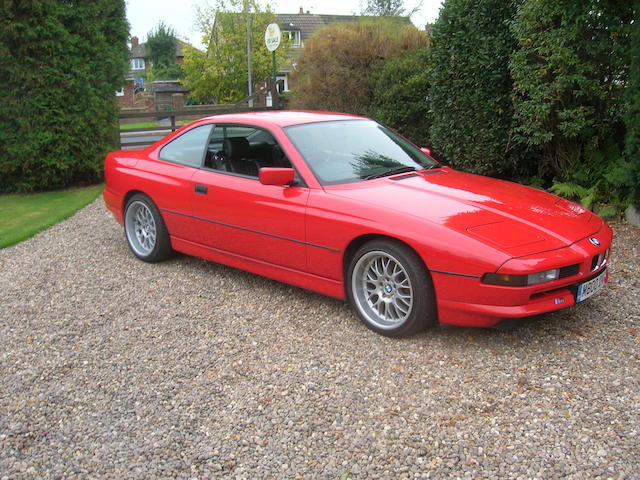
[159,124,213,167]
[204,124,292,178]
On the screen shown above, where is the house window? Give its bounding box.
[130,58,145,70]
[284,30,301,46]
[276,74,288,92]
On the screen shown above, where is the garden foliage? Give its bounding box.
[427,0,522,177]
[510,0,632,177]
[624,2,640,205]
[510,0,635,212]
[289,19,426,115]
[182,0,290,103]
[369,48,431,146]
[145,22,183,81]
[291,0,637,211]
[0,0,129,193]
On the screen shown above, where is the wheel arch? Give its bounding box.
[342,234,431,296]
[123,190,149,214]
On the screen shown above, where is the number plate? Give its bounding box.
[576,269,606,303]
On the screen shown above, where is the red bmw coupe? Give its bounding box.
[104,111,612,336]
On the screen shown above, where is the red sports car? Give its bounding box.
[104,111,612,336]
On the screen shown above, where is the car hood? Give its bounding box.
[325,168,603,257]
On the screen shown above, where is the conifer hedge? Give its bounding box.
[0,1,129,193]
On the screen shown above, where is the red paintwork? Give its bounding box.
[259,167,295,186]
[104,111,613,327]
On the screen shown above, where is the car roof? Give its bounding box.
[200,110,366,128]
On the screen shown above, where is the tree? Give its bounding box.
[145,22,183,80]
[510,0,633,178]
[290,19,427,115]
[428,0,522,177]
[0,0,129,193]
[146,22,177,70]
[363,0,405,16]
[369,48,431,146]
[182,0,289,103]
[362,0,423,17]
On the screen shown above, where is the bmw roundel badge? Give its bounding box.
[589,237,601,247]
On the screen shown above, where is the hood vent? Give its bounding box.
[390,173,420,181]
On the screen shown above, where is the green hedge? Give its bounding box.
[369,48,431,147]
[0,1,129,193]
[427,0,523,178]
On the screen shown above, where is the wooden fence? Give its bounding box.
[119,79,283,149]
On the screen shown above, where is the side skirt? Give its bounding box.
[171,236,346,300]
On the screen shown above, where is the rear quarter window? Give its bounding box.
[159,124,213,167]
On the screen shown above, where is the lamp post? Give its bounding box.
[245,0,253,107]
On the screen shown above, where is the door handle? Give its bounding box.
[194,184,208,195]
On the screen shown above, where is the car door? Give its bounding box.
[143,123,214,242]
[189,124,309,272]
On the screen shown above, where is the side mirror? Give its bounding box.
[420,147,432,156]
[259,167,295,186]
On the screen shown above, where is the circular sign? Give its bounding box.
[265,23,281,52]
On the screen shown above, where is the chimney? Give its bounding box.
[299,7,304,14]
[131,36,139,48]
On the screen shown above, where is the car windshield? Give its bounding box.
[284,119,439,185]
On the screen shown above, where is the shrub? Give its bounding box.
[0,0,129,193]
[427,0,523,177]
[369,48,431,146]
[510,0,633,179]
[624,1,640,206]
[289,19,427,115]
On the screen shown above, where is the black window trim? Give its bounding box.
[198,122,307,188]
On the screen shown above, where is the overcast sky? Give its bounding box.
[126,0,443,48]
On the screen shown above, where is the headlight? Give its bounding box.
[483,268,560,287]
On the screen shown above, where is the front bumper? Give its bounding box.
[432,228,613,327]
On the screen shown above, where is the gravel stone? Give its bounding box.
[1,199,639,479]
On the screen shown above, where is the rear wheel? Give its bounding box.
[124,194,172,262]
[347,239,435,337]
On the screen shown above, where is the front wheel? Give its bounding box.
[124,194,172,262]
[347,239,436,337]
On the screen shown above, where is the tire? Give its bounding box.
[124,194,173,262]
[347,239,436,337]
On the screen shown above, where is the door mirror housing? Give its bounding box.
[259,167,295,186]
[420,147,432,156]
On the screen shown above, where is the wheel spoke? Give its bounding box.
[352,249,417,330]
[126,201,159,257]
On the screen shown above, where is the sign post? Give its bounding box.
[264,23,281,84]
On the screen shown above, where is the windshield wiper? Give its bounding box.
[364,166,417,180]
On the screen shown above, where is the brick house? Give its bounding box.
[117,36,189,111]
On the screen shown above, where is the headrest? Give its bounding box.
[223,137,250,160]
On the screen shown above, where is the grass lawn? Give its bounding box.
[0,184,103,248]
[120,122,163,130]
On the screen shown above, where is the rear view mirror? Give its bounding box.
[259,167,295,186]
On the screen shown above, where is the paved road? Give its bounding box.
[119,130,171,150]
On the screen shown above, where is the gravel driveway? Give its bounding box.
[1,198,639,479]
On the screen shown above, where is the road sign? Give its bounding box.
[265,23,281,52]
